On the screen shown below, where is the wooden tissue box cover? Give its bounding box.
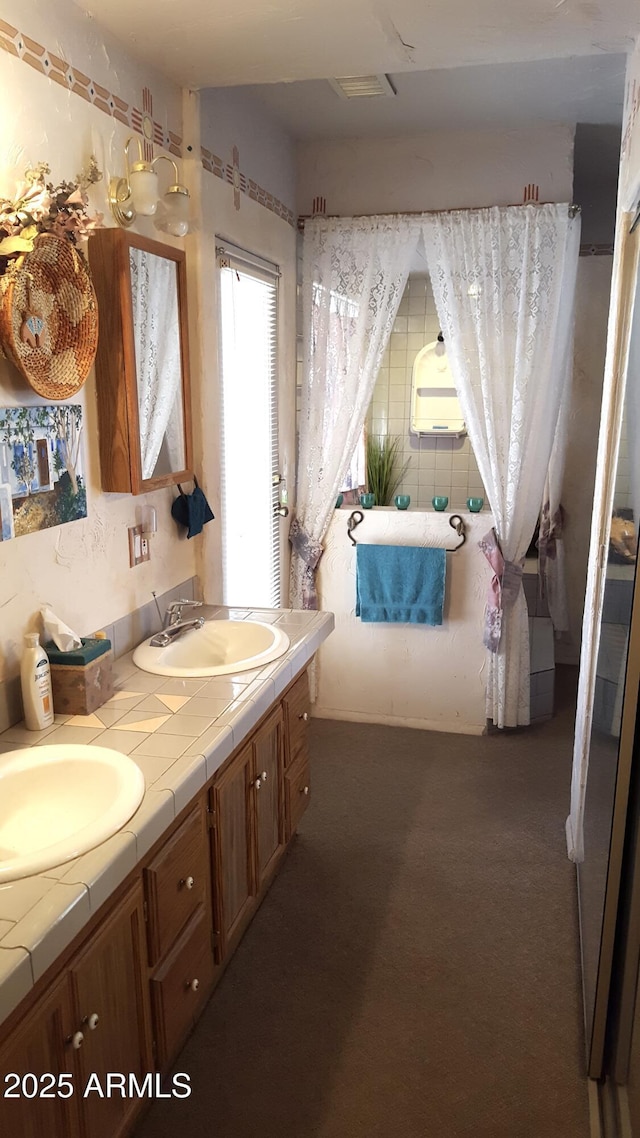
[46,639,114,716]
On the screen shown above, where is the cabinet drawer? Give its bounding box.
[144,803,209,966]
[284,754,311,839]
[150,905,215,1070]
[283,671,310,768]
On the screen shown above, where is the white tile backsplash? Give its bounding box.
[367,273,488,511]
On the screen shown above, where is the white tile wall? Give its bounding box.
[367,275,488,511]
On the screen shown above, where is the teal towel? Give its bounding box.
[356,544,446,624]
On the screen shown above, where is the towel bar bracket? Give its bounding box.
[347,510,364,546]
[447,515,466,551]
[346,509,466,550]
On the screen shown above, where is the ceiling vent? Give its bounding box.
[329,74,397,100]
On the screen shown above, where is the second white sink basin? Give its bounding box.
[133,619,290,678]
[0,744,145,884]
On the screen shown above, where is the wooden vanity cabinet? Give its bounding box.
[0,974,77,1138]
[144,802,210,967]
[144,799,216,1071]
[285,753,311,839]
[0,882,152,1138]
[149,906,216,1071]
[211,741,255,957]
[282,671,312,838]
[253,706,285,891]
[0,669,311,1138]
[69,882,152,1138]
[211,705,285,959]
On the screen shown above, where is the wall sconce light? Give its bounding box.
[109,137,190,236]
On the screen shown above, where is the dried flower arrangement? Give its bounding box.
[0,157,103,268]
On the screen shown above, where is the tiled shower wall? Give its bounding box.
[367,274,488,511]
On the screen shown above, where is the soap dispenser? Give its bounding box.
[21,632,54,730]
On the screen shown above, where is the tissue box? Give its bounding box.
[45,638,114,716]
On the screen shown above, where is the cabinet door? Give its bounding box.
[212,743,255,956]
[282,670,310,768]
[144,800,209,966]
[69,882,152,1138]
[0,975,79,1138]
[252,706,285,892]
[284,752,311,840]
[150,905,216,1071]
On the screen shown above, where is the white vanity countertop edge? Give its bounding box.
[0,607,334,1024]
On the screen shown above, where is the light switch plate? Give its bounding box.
[128,524,150,567]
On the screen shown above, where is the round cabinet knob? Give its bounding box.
[180,876,195,891]
[260,770,268,782]
[187,978,200,992]
[71,1031,84,1050]
[254,777,262,790]
[302,786,310,796]
[298,712,309,722]
[84,1013,99,1031]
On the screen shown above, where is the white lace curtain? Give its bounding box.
[290,215,419,608]
[292,205,580,728]
[421,204,580,726]
[130,248,183,480]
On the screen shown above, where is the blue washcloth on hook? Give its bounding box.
[355,544,446,624]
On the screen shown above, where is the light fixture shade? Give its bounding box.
[129,166,159,216]
[163,186,190,237]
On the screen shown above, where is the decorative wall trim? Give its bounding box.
[0,19,182,157]
[0,18,295,230]
[200,145,296,228]
[201,146,226,180]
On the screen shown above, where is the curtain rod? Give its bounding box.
[296,202,581,232]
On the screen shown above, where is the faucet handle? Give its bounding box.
[164,598,202,628]
[166,598,192,612]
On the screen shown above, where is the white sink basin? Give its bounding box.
[0,745,145,883]
[133,619,290,678]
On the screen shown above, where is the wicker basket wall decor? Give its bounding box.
[0,232,98,400]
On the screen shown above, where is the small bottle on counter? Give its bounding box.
[21,632,54,730]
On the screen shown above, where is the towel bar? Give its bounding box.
[347,510,466,550]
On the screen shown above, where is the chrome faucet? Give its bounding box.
[163,599,203,629]
[150,614,205,648]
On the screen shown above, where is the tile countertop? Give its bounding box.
[0,606,334,1028]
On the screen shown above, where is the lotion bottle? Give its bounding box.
[21,632,54,730]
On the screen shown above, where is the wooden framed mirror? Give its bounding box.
[88,229,193,494]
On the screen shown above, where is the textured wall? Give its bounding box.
[0,0,196,685]
[0,0,300,692]
[314,509,491,734]
[297,124,575,217]
[199,87,296,222]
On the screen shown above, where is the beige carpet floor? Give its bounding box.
[135,669,589,1138]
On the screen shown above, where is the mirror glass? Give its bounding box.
[129,247,187,481]
[580,244,640,1068]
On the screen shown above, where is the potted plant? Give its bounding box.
[366,433,410,505]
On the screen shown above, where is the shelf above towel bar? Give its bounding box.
[346,510,466,550]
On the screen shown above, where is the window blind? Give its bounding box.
[218,249,281,608]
